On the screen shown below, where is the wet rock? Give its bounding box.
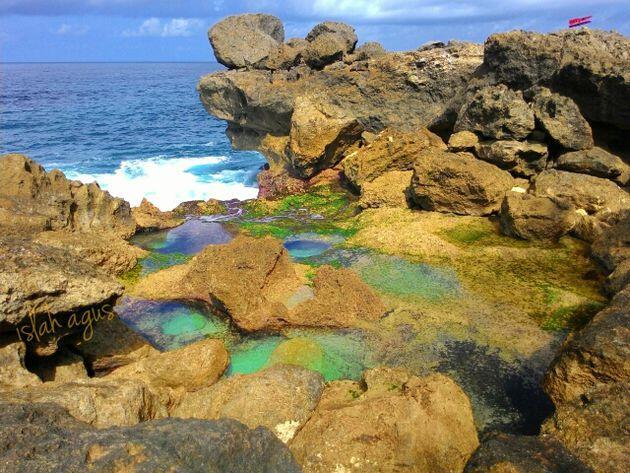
[533,170,630,216]
[542,382,629,473]
[500,192,576,241]
[0,402,301,472]
[464,432,592,473]
[448,130,479,151]
[132,198,183,231]
[530,88,594,151]
[358,170,413,209]
[411,149,515,215]
[543,285,630,405]
[0,378,166,428]
[288,95,363,178]
[0,154,135,239]
[208,14,284,69]
[474,140,548,177]
[0,235,122,333]
[108,338,229,407]
[290,367,479,473]
[172,198,226,216]
[483,29,630,129]
[557,147,630,186]
[33,230,147,276]
[454,84,535,140]
[342,128,446,190]
[0,342,41,389]
[173,365,324,443]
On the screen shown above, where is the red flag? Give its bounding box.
[569,16,592,28]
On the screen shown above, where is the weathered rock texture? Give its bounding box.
[290,367,479,473]
[132,198,183,231]
[0,402,301,472]
[131,235,385,331]
[557,147,630,186]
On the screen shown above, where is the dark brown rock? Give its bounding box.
[475,140,548,177]
[557,147,630,186]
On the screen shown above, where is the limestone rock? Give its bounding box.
[542,382,630,473]
[543,285,630,405]
[306,22,357,54]
[257,169,308,199]
[557,147,630,186]
[346,41,386,63]
[590,210,630,272]
[464,432,592,473]
[33,348,88,383]
[0,154,135,239]
[483,29,630,129]
[263,38,308,70]
[533,170,630,216]
[358,170,413,209]
[530,88,594,151]
[132,198,183,231]
[172,198,226,216]
[411,149,515,215]
[342,128,446,189]
[454,84,535,140]
[33,230,147,276]
[288,95,363,178]
[0,235,123,331]
[0,402,301,472]
[290,367,479,473]
[208,14,284,69]
[174,365,324,443]
[474,140,548,177]
[108,338,229,406]
[499,192,576,241]
[0,342,41,389]
[0,378,166,428]
[448,130,479,151]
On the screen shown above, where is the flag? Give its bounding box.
[569,16,592,28]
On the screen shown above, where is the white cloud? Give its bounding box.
[122,17,204,37]
[53,23,88,35]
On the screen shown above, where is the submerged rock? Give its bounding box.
[464,432,592,473]
[411,149,515,215]
[290,367,479,473]
[0,402,301,472]
[174,365,324,443]
[208,13,284,69]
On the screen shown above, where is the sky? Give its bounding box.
[0,0,628,62]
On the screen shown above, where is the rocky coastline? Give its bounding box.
[0,13,628,473]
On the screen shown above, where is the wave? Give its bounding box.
[66,155,261,211]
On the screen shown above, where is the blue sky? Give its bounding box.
[1,1,628,62]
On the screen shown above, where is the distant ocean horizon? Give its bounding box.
[0,62,266,210]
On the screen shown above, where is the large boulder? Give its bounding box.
[0,378,166,428]
[0,402,301,472]
[529,88,594,151]
[543,285,630,405]
[290,367,479,473]
[464,432,592,473]
[0,154,135,239]
[533,170,630,216]
[483,29,630,130]
[557,147,630,186]
[208,14,284,69]
[454,84,535,140]
[358,170,413,209]
[474,139,548,177]
[288,95,363,178]
[342,128,446,190]
[131,236,385,332]
[499,191,577,241]
[542,382,629,473]
[411,149,515,215]
[173,365,324,443]
[303,22,358,69]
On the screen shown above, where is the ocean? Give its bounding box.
[0,62,266,210]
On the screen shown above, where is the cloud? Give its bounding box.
[53,23,89,35]
[122,17,204,37]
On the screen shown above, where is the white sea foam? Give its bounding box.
[67,155,259,211]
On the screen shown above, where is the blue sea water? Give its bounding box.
[0,62,266,210]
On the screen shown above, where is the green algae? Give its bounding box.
[541,301,606,331]
[141,252,192,274]
[118,263,143,288]
[440,220,532,248]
